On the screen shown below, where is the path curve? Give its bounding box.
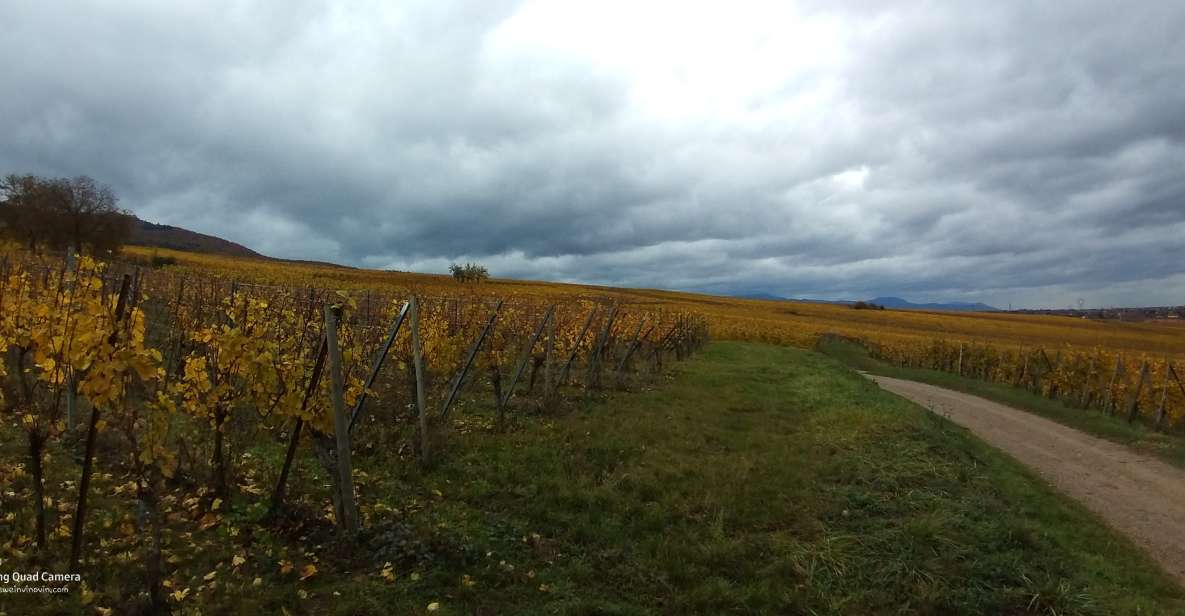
[866,373,1185,585]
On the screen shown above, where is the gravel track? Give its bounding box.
[867,373,1185,585]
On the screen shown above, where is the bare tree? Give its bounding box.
[0,174,133,254]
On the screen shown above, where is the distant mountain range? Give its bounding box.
[867,297,999,311]
[737,293,998,312]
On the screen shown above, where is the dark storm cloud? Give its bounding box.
[1,0,1183,308]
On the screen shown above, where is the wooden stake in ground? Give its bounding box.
[410,297,431,466]
[325,304,359,533]
[956,343,964,376]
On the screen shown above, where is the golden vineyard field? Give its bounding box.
[121,245,1185,425]
[0,241,1180,613]
[126,245,1185,357]
[0,242,708,571]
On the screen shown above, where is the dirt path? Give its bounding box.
[866,373,1185,585]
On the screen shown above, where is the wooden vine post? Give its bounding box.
[410,297,431,466]
[325,304,359,533]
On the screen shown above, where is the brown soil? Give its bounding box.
[867,373,1185,585]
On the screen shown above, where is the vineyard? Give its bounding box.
[4,243,1185,612]
[122,246,1185,427]
[0,246,707,612]
[845,337,1185,430]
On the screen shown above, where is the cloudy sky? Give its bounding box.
[2,1,1183,308]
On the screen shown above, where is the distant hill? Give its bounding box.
[130,217,263,259]
[736,293,997,312]
[867,297,999,312]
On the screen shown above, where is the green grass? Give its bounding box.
[820,337,1185,469]
[5,341,1184,614]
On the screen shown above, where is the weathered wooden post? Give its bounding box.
[325,304,359,532]
[956,343,964,376]
[410,297,431,466]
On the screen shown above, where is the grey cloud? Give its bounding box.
[1,0,1183,309]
